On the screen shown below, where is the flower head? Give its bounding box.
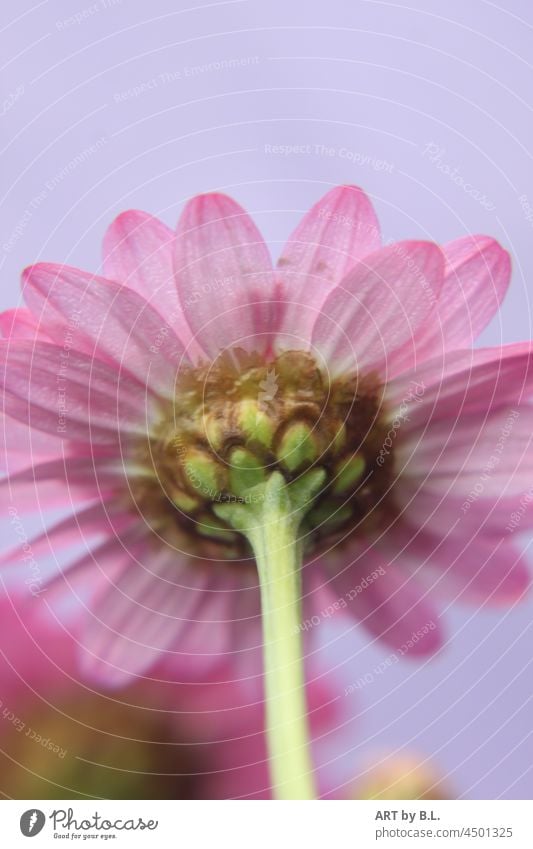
[1,185,530,690]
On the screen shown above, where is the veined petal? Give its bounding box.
[0,502,136,591]
[225,568,262,676]
[391,348,533,503]
[392,479,533,542]
[385,525,530,605]
[174,193,276,356]
[80,553,210,687]
[1,500,134,567]
[0,308,50,341]
[0,414,66,472]
[326,545,443,655]
[44,534,137,621]
[23,263,189,398]
[102,210,173,298]
[397,404,533,500]
[275,185,380,349]
[168,575,233,676]
[0,454,125,512]
[102,209,199,353]
[311,242,444,378]
[386,343,533,427]
[0,340,151,443]
[414,236,511,357]
[169,567,263,678]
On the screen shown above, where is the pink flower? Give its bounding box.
[0,596,193,798]
[1,185,530,688]
[0,596,343,799]
[188,674,346,800]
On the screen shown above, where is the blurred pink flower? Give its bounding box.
[0,596,193,798]
[177,666,346,800]
[1,185,530,685]
[0,597,344,799]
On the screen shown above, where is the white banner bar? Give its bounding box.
[1,800,532,848]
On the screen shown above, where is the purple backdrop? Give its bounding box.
[1,0,532,798]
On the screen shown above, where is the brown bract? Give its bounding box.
[128,350,396,559]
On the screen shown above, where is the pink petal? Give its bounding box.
[311,242,444,378]
[0,472,105,514]
[23,263,189,397]
[385,526,530,605]
[1,340,150,443]
[392,348,533,506]
[0,597,79,696]
[102,209,198,353]
[414,236,510,357]
[302,562,341,622]
[398,404,533,500]
[44,534,135,621]
[170,585,232,674]
[387,343,533,430]
[166,567,260,678]
[0,456,124,512]
[0,501,133,572]
[0,502,135,592]
[0,414,66,472]
[392,479,533,542]
[174,193,276,356]
[80,553,210,687]
[0,454,125,496]
[0,308,50,341]
[223,567,262,676]
[275,185,380,349]
[326,545,443,655]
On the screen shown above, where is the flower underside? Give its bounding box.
[130,350,397,559]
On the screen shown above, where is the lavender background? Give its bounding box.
[1,0,532,798]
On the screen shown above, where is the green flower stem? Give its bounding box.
[215,470,325,800]
[248,504,314,799]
